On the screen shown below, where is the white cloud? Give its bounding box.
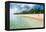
[10,3,35,13]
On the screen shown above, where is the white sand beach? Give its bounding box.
[10,14,44,29]
[15,14,43,21]
[15,14,44,28]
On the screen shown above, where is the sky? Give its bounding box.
[10,3,44,13]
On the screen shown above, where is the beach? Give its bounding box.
[10,14,44,29]
[15,14,43,20]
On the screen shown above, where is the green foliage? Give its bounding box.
[21,8,44,14]
[14,8,44,14]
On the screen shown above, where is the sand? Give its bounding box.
[15,14,44,20]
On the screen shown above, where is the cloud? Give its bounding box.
[10,3,35,13]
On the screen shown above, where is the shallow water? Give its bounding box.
[10,15,32,29]
[10,11,43,29]
[10,14,43,29]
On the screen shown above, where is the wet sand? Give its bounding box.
[15,14,44,27]
[10,14,44,29]
[15,14,43,21]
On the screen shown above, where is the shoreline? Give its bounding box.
[15,14,43,20]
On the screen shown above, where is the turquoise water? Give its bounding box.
[10,10,33,29]
[10,15,32,29]
[10,15,43,29]
[10,13,43,29]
